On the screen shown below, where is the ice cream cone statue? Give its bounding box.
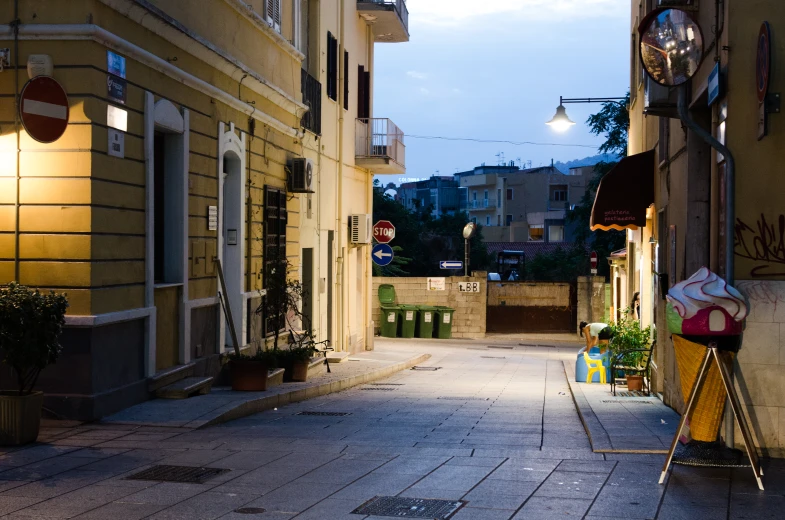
[660,267,763,490]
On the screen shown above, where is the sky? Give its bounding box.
[372,0,631,184]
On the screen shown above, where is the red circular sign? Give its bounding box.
[373,220,396,244]
[590,251,598,269]
[757,22,771,104]
[19,76,69,143]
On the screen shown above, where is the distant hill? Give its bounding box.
[554,154,619,174]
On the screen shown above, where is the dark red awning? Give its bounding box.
[590,150,655,231]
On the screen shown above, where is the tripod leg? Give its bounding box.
[712,349,764,490]
[660,348,713,484]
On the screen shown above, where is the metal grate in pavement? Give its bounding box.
[370,383,405,386]
[126,465,229,484]
[296,411,352,416]
[361,387,397,391]
[234,508,267,514]
[438,397,489,401]
[616,391,649,397]
[601,400,654,405]
[487,345,514,349]
[352,496,465,518]
[481,356,505,359]
[411,366,441,371]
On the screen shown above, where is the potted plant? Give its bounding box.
[226,347,279,392]
[609,309,652,392]
[277,343,318,382]
[0,283,68,446]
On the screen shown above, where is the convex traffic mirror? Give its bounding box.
[639,8,704,86]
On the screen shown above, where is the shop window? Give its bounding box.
[530,225,544,241]
[549,225,565,242]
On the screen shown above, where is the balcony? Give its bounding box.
[355,118,405,175]
[357,0,409,43]
[300,69,321,135]
[547,200,568,211]
[468,198,497,211]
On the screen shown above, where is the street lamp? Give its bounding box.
[462,222,477,277]
[546,96,628,132]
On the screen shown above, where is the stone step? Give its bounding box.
[148,362,197,393]
[156,376,214,399]
[326,352,350,363]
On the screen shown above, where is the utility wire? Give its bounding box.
[406,134,598,148]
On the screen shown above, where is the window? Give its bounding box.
[553,190,567,201]
[659,117,670,164]
[497,188,501,202]
[343,51,349,110]
[326,32,338,101]
[483,190,488,200]
[506,214,513,226]
[153,131,184,284]
[549,225,564,242]
[471,217,477,224]
[506,188,513,200]
[263,186,288,336]
[472,191,477,201]
[497,215,501,226]
[486,216,491,226]
[529,225,544,241]
[266,0,281,32]
[357,65,370,119]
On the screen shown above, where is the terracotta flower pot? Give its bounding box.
[230,360,270,391]
[626,375,644,392]
[290,361,309,382]
[0,391,44,446]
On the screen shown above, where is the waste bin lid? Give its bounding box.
[399,304,418,309]
[417,305,437,311]
[435,306,455,311]
[378,284,396,304]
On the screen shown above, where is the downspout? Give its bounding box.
[676,84,737,448]
[335,0,345,352]
[364,23,373,349]
[13,0,20,282]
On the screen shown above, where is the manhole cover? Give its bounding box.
[352,496,465,518]
[411,366,441,371]
[234,507,267,514]
[361,387,396,391]
[438,397,489,401]
[126,465,229,484]
[601,400,654,405]
[296,411,352,416]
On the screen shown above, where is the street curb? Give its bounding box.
[562,360,668,454]
[191,353,432,429]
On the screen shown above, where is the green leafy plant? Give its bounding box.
[227,346,279,369]
[609,308,652,368]
[0,283,69,395]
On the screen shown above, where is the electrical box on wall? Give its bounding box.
[349,214,372,244]
[288,158,315,193]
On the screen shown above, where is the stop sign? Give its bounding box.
[373,220,395,244]
[19,76,69,144]
[590,251,598,269]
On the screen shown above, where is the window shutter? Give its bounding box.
[363,68,370,118]
[343,51,349,111]
[266,0,281,31]
[357,65,366,119]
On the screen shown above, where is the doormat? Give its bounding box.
[352,496,465,518]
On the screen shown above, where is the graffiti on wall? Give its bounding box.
[735,213,785,277]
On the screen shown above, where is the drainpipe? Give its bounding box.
[13,0,20,282]
[335,0,345,352]
[676,84,737,448]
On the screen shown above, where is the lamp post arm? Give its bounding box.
[560,96,629,107]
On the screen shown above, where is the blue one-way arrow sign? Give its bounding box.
[440,261,463,270]
[372,243,394,266]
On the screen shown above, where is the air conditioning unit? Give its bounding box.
[644,76,678,119]
[349,214,372,244]
[288,158,315,193]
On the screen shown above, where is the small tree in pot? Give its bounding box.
[0,283,68,445]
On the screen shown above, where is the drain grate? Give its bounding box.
[126,465,229,484]
[487,345,514,350]
[361,387,397,391]
[601,400,654,405]
[296,411,352,416]
[616,391,649,397]
[411,366,441,371]
[370,383,405,386]
[352,496,465,518]
[438,397,489,401]
[481,356,505,359]
[234,507,267,514]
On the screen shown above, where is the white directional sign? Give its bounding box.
[440,261,463,270]
[458,281,481,293]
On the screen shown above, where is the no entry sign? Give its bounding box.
[373,220,396,244]
[19,76,69,143]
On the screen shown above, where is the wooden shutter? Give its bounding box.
[363,67,370,118]
[326,32,338,101]
[343,51,349,110]
[266,0,281,31]
[357,65,366,119]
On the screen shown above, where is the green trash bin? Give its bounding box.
[416,305,437,338]
[378,284,400,338]
[434,306,455,339]
[398,304,418,338]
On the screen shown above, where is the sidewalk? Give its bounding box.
[98,345,430,430]
[564,359,680,454]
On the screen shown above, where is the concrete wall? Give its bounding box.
[372,273,487,339]
[576,276,607,332]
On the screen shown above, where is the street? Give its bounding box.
[1,339,782,519]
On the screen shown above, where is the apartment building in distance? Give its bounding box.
[397,175,464,217]
[0,0,409,420]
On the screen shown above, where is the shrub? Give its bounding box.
[609,308,652,368]
[0,283,68,395]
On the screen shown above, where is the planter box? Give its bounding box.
[627,375,644,392]
[0,391,44,446]
[230,360,270,391]
[267,368,285,388]
[283,357,327,383]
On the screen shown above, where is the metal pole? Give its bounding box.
[676,84,737,448]
[464,238,469,277]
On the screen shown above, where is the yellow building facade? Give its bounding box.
[0,0,408,420]
[624,0,785,455]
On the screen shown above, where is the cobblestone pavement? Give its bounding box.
[0,340,783,519]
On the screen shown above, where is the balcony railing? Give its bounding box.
[300,69,321,135]
[357,0,409,42]
[469,198,497,210]
[356,118,405,174]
